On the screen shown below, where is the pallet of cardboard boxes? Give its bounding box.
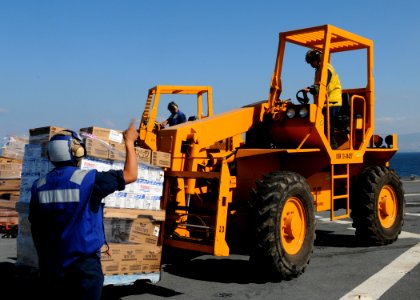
[16,125,170,285]
[0,136,27,237]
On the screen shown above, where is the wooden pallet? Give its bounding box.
[0,191,20,201]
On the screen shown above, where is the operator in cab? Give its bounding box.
[302,49,342,149]
[303,49,342,119]
[161,101,187,127]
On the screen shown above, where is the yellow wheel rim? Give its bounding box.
[281,197,306,255]
[378,185,398,228]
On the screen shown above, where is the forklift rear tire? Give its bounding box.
[251,171,315,280]
[351,166,404,245]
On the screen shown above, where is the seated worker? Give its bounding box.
[161,101,187,127]
[303,49,342,148]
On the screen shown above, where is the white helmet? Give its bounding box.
[48,130,86,166]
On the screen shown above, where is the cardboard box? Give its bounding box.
[101,243,162,275]
[104,218,132,243]
[140,245,162,273]
[0,157,22,164]
[79,126,123,144]
[84,138,111,161]
[83,139,126,162]
[129,217,161,245]
[0,216,18,224]
[108,148,126,162]
[106,142,126,160]
[0,169,21,179]
[110,142,126,152]
[81,129,131,162]
[28,126,67,157]
[29,126,66,144]
[151,151,171,168]
[0,162,22,179]
[0,162,22,171]
[109,146,152,163]
[0,179,21,191]
[80,126,152,164]
[104,217,161,245]
[0,136,27,161]
[135,147,151,164]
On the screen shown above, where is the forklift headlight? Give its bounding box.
[299,107,309,118]
[286,108,296,118]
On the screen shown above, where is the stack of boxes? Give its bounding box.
[80,126,126,162]
[0,136,27,231]
[16,125,170,279]
[79,126,161,165]
[0,136,27,202]
[16,126,65,266]
[102,213,164,275]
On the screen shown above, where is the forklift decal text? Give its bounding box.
[336,152,353,159]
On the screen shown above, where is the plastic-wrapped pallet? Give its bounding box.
[0,135,27,202]
[80,158,163,210]
[16,128,58,268]
[1,135,28,161]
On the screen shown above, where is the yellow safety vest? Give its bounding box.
[315,64,342,106]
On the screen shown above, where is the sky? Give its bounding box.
[1,0,420,146]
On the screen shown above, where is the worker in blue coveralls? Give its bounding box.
[161,101,187,127]
[29,119,139,300]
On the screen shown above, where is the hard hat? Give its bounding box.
[305,49,322,63]
[47,130,86,167]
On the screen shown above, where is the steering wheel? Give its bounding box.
[154,121,162,131]
[296,89,310,104]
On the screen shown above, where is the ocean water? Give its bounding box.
[389,152,420,178]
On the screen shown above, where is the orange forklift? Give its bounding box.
[138,24,404,280]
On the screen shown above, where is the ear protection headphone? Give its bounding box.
[64,130,86,159]
[48,130,86,166]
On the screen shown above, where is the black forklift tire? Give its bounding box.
[250,171,316,281]
[350,166,405,245]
